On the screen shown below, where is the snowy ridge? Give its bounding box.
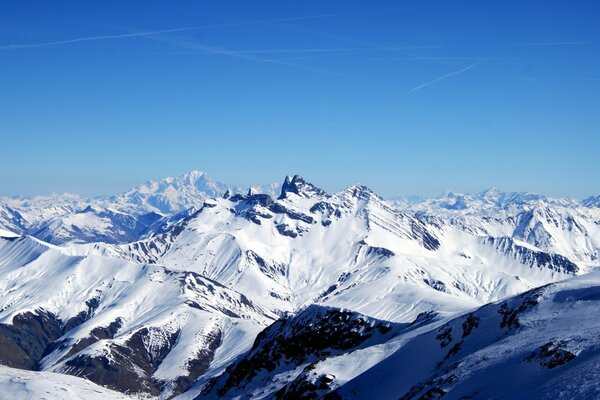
[0,172,598,398]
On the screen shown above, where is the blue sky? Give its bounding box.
[1,1,599,198]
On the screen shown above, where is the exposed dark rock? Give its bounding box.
[486,236,578,274]
[279,175,325,199]
[0,310,63,369]
[424,278,448,293]
[246,250,287,281]
[436,325,453,349]
[498,291,540,330]
[411,221,441,251]
[63,326,181,396]
[525,340,576,369]
[461,314,480,338]
[276,223,298,238]
[275,372,342,400]
[202,306,396,398]
[357,240,395,260]
[170,329,223,395]
[269,203,315,224]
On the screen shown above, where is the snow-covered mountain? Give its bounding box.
[0,171,279,245]
[0,172,598,399]
[99,170,279,215]
[306,271,600,400]
[189,270,600,399]
[393,187,580,217]
[0,201,27,234]
[583,194,600,208]
[0,233,275,397]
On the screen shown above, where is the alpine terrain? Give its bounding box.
[0,171,599,399]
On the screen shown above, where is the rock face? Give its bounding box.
[199,305,399,399]
[0,311,63,369]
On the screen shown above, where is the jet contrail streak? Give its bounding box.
[0,12,347,51]
[408,63,479,93]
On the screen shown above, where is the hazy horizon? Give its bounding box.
[1,169,597,200]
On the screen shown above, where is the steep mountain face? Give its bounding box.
[198,305,402,399]
[399,189,600,267]
[0,200,27,234]
[0,234,275,398]
[332,271,600,400]
[26,206,163,245]
[583,195,600,208]
[0,173,598,399]
[197,271,600,400]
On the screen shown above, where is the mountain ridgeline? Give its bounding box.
[0,171,599,399]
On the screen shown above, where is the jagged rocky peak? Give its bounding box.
[279,175,325,199]
[247,186,260,196]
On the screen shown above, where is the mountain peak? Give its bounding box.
[181,170,208,185]
[477,187,501,199]
[342,183,381,202]
[278,175,325,199]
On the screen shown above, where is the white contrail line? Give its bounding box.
[0,27,203,50]
[408,51,501,93]
[0,12,347,51]
[408,63,480,93]
[502,41,591,47]
[140,32,335,75]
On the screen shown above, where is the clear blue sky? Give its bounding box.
[1,1,598,198]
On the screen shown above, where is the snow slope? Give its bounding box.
[0,365,134,400]
[334,270,600,399]
[194,270,600,399]
[0,234,275,397]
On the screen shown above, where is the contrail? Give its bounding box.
[408,63,480,93]
[501,41,591,47]
[408,51,500,93]
[0,27,204,50]
[139,30,335,75]
[0,12,347,51]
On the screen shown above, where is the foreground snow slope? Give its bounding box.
[191,270,600,399]
[334,270,600,399]
[0,365,133,400]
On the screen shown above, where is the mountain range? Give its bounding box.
[0,171,599,399]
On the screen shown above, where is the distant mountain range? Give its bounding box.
[0,172,599,399]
